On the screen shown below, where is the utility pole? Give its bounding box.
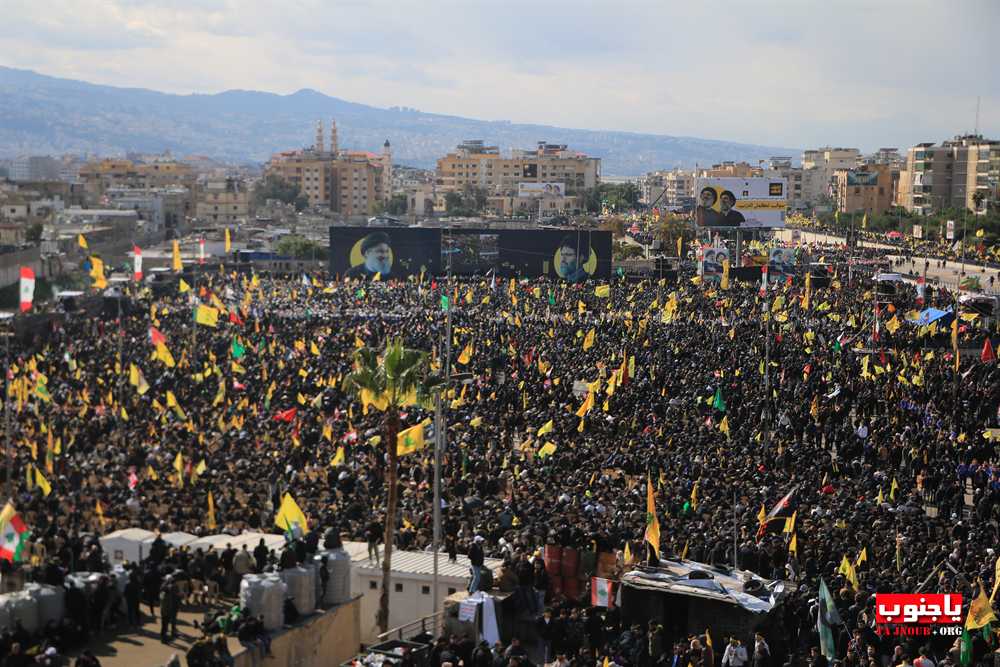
[4,328,11,501]
[432,229,454,634]
[732,488,738,570]
[117,295,125,453]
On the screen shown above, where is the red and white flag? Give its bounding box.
[133,245,143,281]
[18,267,35,313]
[199,238,205,265]
[591,577,615,608]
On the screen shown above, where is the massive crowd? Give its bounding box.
[3,240,1000,667]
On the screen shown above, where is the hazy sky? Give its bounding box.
[1,0,997,151]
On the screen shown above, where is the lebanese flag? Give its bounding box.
[199,238,205,265]
[982,338,996,363]
[0,503,30,563]
[18,267,34,313]
[148,326,167,346]
[591,577,614,608]
[133,245,143,281]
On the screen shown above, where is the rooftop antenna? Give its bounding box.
[974,96,980,137]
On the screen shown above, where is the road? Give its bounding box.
[775,228,999,293]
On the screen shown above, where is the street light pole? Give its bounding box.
[4,329,11,502]
[432,230,454,635]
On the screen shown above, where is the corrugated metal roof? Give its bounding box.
[344,541,502,580]
[621,558,783,613]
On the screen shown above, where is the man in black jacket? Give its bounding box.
[468,535,485,593]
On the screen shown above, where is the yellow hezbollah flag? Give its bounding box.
[89,256,107,290]
[396,422,426,456]
[77,234,88,250]
[172,240,182,271]
[331,446,345,467]
[582,329,596,351]
[34,467,51,497]
[195,305,219,328]
[838,554,859,591]
[225,228,232,253]
[537,441,557,459]
[967,580,998,630]
[179,278,191,293]
[206,491,217,530]
[457,342,473,365]
[173,451,184,488]
[537,420,554,436]
[643,475,661,558]
[275,493,310,535]
[594,285,611,298]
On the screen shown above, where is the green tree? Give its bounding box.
[387,193,408,215]
[274,235,328,260]
[444,191,473,215]
[345,340,442,634]
[254,175,309,212]
[25,223,43,244]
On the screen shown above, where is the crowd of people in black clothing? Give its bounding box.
[0,237,998,667]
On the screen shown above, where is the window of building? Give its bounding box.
[421,586,430,595]
[369,581,377,590]
[394,583,403,592]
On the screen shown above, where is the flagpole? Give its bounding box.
[732,488,738,569]
[432,229,454,634]
[117,295,125,453]
[4,328,11,501]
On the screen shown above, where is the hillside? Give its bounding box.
[0,67,797,175]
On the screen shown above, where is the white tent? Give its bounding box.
[187,534,237,554]
[99,528,157,566]
[142,531,197,552]
[228,532,286,554]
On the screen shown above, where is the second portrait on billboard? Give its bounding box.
[554,234,598,283]
[694,178,787,229]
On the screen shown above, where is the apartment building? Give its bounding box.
[106,186,190,234]
[78,158,195,205]
[194,179,249,226]
[641,169,695,210]
[832,164,898,215]
[8,156,60,182]
[899,135,1000,214]
[435,140,600,196]
[265,120,390,217]
[799,147,861,205]
[699,161,761,178]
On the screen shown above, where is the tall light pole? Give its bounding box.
[432,229,453,635]
[3,326,11,502]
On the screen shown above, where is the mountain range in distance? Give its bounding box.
[0,66,798,177]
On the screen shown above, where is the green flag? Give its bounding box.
[712,387,726,413]
[231,337,246,359]
[817,577,841,660]
[960,629,971,666]
[440,295,450,312]
[548,290,555,306]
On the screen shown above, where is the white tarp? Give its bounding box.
[142,531,197,551]
[99,528,157,565]
[620,559,782,614]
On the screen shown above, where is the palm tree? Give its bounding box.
[345,338,443,634]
